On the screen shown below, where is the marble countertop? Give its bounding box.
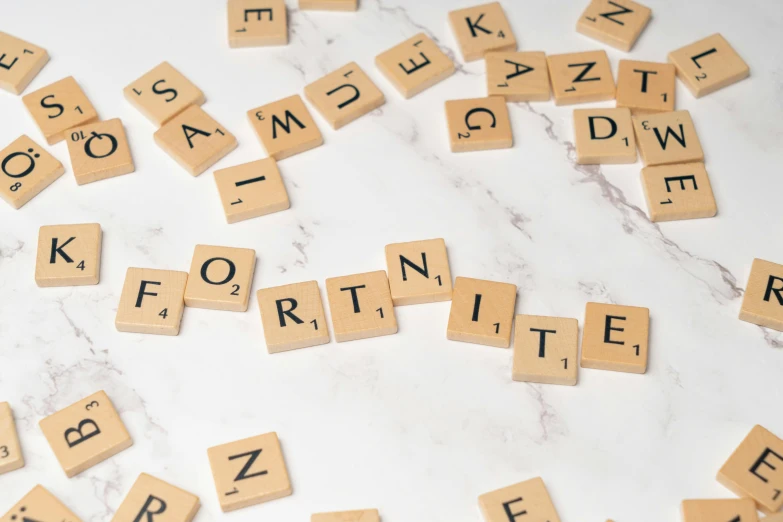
[1,0,782,521]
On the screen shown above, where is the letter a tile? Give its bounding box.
[632,110,703,166]
[228,0,288,47]
[718,425,783,513]
[447,277,517,348]
[0,402,24,475]
[115,268,188,336]
[641,162,717,222]
[0,135,64,210]
[304,62,385,130]
[668,34,749,98]
[739,259,783,332]
[513,315,578,386]
[67,119,135,185]
[681,499,758,522]
[576,0,651,52]
[123,61,206,127]
[325,271,398,342]
[479,477,561,522]
[208,432,292,512]
[248,95,323,160]
[312,510,380,522]
[574,107,637,164]
[375,33,455,99]
[214,158,290,223]
[0,32,49,95]
[1,486,81,522]
[35,223,102,287]
[257,281,330,354]
[448,2,517,62]
[547,51,615,106]
[22,77,99,145]
[39,390,133,478]
[184,244,256,312]
[112,473,200,522]
[446,97,513,152]
[580,302,649,374]
[486,51,550,102]
[385,238,453,305]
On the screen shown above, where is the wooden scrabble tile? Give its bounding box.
[445,96,513,152]
[512,315,578,386]
[214,158,290,224]
[115,268,188,335]
[740,259,783,332]
[248,95,323,160]
[447,277,517,348]
[257,281,330,353]
[312,510,379,522]
[668,34,750,98]
[616,60,675,114]
[574,107,636,164]
[207,431,292,512]
[325,271,397,342]
[479,477,561,522]
[66,119,134,185]
[228,0,288,48]
[123,61,205,126]
[762,514,783,522]
[375,33,455,99]
[641,162,717,222]
[304,62,385,130]
[39,390,132,478]
[35,223,102,287]
[632,110,703,166]
[681,499,758,522]
[22,77,98,145]
[580,302,649,374]
[0,402,24,475]
[547,51,616,106]
[184,244,256,312]
[0,135,64,209]
[0,32,49,95]
[385,238,452,306]
[448,2,517,62]
[486,51,550,102]
[154,105,237,176]
[576,0,651,52]
[300,0,358,11]
[112,473,200,522]
[1,485,81,522]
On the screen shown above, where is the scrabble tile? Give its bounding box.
[112,473,200,522]
[668,34,750,98]
[35,223,102,287]
[580,302,649,374]
[214,158,290,224]
[762,514,783,522]
[1,485,81,522]
[385,238,452,306]
[486,51,550,102]
[547,51,616,106]
[115,268,188,336]
[312,510,380,522]
[448,2,517,62]
[257,281,330,353]
[375,33,455,99]
[740,259,783,332]
[445,96,513,152]
[123,61,205,126]
[632,110,703,166]
[39,390,132,478]
[228,0,288,48]
[248,95,323,160]
[512,315,578,386]
[207,431,292,512]
[22,77,98,145]
[447,277,517,348]
[304,62,385,130]
[184,244,256,312]
[325,271,397,342]
[574,107,637,164]
[0,32,49,94]
[576,0,651,52]
[681,499,758,522]
[479,477,561,522]
[66,119,134,185]
[0,402,24,475]
[0,135,64,209]
[154,105,237,176]
[616,60,675,114]
[641,162,717,222]
[300,0,358,11]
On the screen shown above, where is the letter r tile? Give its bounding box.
[739,259,783,332]
[111,473,200,522]
[257,281,330,354]
[39,390,132,478]
[580,302,649,374]
[479,477,561,522]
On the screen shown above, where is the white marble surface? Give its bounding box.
[1,0,783,520]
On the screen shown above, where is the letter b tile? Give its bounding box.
[111,473,200,522]
[479,477,561,522]
[580,302,649,374]
[740,259,783,332]
[39,390,132,478]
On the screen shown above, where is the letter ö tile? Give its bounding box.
[0,135,64,209]
[1,486,81,522]
[257,281,330,353]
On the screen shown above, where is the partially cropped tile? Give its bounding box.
[0,31,49,94]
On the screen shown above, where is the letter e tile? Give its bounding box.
[0,32,49,95]
[375,34,455,99]
[479,477,561,522]
[580,302,649,374]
